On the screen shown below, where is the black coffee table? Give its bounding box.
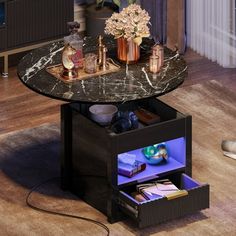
[16,37,206,229]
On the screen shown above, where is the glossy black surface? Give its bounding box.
[18,37,187,103]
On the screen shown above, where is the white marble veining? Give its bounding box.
[18,38,187,103]
[21,45,63,83]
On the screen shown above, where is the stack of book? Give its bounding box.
[118,153,146,178]
[131,179,188,202]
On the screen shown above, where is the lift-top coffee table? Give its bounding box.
[18,37,209,228]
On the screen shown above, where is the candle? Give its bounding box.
[150,55,160,74]
[153,45,164,67]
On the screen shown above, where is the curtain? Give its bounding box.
[140,0,167,44]
[166,0,186,53]
[187,0,236,68]
[141,0,186,53]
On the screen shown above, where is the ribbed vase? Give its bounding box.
[117,37,140,64]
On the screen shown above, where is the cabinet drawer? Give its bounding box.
[114,116,187,153]
[113,98,189,152]
[118,173,209,228]
[72,98,191,153]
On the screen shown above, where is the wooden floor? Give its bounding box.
[0,48,235,135]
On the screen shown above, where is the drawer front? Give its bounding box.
[118,174,209,228]
[115,117,187,153]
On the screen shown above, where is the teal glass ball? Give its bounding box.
[142,143,168,165]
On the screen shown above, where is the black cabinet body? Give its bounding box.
[61,98,209,228]
[0,0,73,52]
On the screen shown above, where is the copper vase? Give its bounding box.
[117,37,140,64]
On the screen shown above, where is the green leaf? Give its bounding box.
[127,0,136,4]
[113,0,121,7]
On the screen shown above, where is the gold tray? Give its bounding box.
[46,61,120,83]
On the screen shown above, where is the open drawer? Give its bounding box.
[118,173,209,228]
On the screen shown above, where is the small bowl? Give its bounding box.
[89,104,118,126]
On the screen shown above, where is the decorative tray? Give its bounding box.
[46,60,120,83]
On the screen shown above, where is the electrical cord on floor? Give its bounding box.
[26,177,110,236]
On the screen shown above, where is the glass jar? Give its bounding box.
[84,53,97,74]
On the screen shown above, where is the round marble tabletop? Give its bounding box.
[17,37,187,103]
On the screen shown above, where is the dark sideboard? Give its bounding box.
[0,0,73,76]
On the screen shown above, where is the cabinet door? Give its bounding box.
[7,0,73,48]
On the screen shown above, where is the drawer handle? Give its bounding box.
[166,190,188,200]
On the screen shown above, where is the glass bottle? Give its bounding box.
[64,22,84,69]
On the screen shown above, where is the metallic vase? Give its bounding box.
[117,37,140,64]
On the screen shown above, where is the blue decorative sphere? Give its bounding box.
[142,143,168,165]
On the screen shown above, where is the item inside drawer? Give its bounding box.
[118,137,186,186]
[120,173,202,203]
[74,98,183,131]
[81,105,162,133]
[134,107,161,125]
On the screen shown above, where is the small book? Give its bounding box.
[130,192,148,202]
[134,108,161,125]
[118,160,146,178]
[137,179,186,201]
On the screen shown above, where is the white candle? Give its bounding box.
[150,55,160,74]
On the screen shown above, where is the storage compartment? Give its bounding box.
[80,98,185,130]
[118,173,209,228]
[77,98,190,155]
[117,137,186,186]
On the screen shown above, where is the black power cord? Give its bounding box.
[26,177,110,236]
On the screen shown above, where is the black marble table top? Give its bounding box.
[17,37,187,103]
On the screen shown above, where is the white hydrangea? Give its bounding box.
[105,4,150,45]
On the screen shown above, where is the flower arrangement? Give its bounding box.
[104,4,150,45]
